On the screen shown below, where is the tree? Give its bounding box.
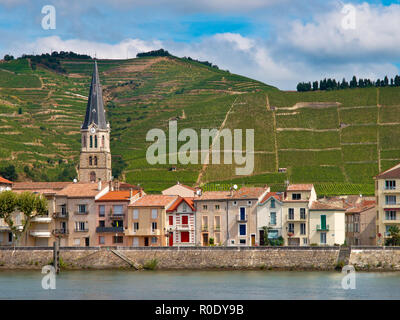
[4,54,14,61]
[0,165,18,181]
[385,226,400,246]
[262,226,271,245]
[0,191,18,230]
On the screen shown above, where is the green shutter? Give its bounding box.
[321,215,326,230]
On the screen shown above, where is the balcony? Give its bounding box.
[30,230,51,237]
[0,225,10,231]
[52,229,69,236]
[214,225,221,231]
[31,216,52,223]
[237,214,248,222]
[176,224,190,231]
[53,212,69,219]
[316,224,330,231]
[201,225,208,232]
[75,211,88,215]
[126,229,160,236]
[109,213,126,220]
[96,226,124,233]
[287,215,307,221]
[74,229,89,233]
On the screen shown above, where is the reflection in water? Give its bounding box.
[0,270,399,300]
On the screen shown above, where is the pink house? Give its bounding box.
[166,197,196,246]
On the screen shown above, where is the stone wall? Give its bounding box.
[349,247,400,270]
[0,246,340,270]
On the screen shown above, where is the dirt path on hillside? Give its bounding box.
[276,128,339,132]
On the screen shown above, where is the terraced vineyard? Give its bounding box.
[0,55,399,195]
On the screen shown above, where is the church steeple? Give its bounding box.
[78,60,112,183]
[82,61,107,130]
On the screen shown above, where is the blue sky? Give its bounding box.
[1,0,400,89]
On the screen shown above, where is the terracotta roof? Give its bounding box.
[12,181,71,190]
[260,192,282,204]
[375,164,400,179]
[346,200,376,213]
[195,191,231,200]
[196,187,268,201]
[130,195,177,208]
[167,197,195,212]
[287,184,314,191]
[310,201,346,211]
[0,176,12,184]
[118,182,141,190]
[163,183,196,192]
[56,182,107,198]
[97,190,138,202]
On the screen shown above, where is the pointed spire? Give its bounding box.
[81,60,107,130]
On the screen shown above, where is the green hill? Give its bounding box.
[0,55,397,195]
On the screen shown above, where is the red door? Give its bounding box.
[169,232,173,246]
[181,231,189,243]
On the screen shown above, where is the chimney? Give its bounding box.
[130,188,133,199]
[109,180,114,191]
[98,179,102,191]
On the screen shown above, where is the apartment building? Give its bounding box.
[166,197,196,246]
[53,181,109,247]
[374,163,400,244]
[256,192,283,244]
[282,184,317,246]
[95,189,143,246]
[127,195,177,247]
[345,199,376,246]
[309,201,346,246]
[194,187,269,246]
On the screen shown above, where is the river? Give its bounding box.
[0,270,399,299]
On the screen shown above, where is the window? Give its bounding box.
[94,156,97,166]
[214,216,221,230]
[78,204,87,214]
[99,205,105,217]
[300,208,306,219]
[181,215,188,225]
[288,208,294,220]
[152,222,157,231]
[303,238,308,245]
[386,180,396,190]
[300,223,306,235]
[292,193,301,200]
[94,135,98,148]
[268,230,278,239]
[181,232,189,243]
[133,209,139,219]
[99,236,105,245]
[151,209,158,219]
[74,238,80,246]
[133,222,139,232]
[215,205,220,210]
[247,201,252,206]
[83,136,87,148]
[320,232,327,244]
[182,203,187,212]
[90,136,93,148]
[151,237,158,244]
[239,224,246,236]
[113,205,123,216]
[89,156,93,166]
[354,223,359,233]
[113,236,123,244]
[133,238,139,247]
[8,232,12,243]
[169,215,174,226]
[75,221,87,231]
[215,232,221,244]
[288,223,294,233]
[240,207,246,220]
[231,240,235,245]
[203,205,208,210]
[239,239,246,245]
[202,216,208,230]
[270,199,275,208]
[233,201,237,206]
[99,220,105,227]
[102,135,105,148]
[386,195,396,205]
[386,210,397,220]
[61,204,67,215]
[270,212,276,225]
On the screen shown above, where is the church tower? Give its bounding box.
[78,61,112,183]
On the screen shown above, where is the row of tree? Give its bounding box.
[0,191,47,246]
[297,75,400,92]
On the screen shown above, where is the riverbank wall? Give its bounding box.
[0,246,399,271]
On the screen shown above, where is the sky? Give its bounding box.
[1,0,400,89]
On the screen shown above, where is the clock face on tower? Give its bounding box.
[90,127,96,134]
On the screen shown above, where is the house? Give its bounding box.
[345,198,376,246]
[256,192,283,244]
[309,200,346,246]
[95,188,143,246]
[53,180,109,247]
[166,197,196,246]
[374,163,400,244]
[162,182,198,197]
[282,184,317,246]
[0,176,12,192]
[127,195,178,246]
[194,187,269,246]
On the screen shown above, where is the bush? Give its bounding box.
[143,258,158,270]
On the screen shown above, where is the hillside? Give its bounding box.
[0,55,398,195]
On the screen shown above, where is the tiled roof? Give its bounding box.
[118,182,141,190]
[97,190,138,202]
[375,164,400,179]
[310,201,346,211]
[287,184,314,191]
[130,195,177,208]
[195,191,231,200]
[0,176,12,184]
[12,181,71,190]
[196,187,268,201]
[260,192,282,204]
[167,197,195,212]
[56,182,107,198]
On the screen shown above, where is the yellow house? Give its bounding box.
[309,201,346,246]
[374,163,400,245]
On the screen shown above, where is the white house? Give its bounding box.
[166,197,196,246]
[257,192,283,244]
